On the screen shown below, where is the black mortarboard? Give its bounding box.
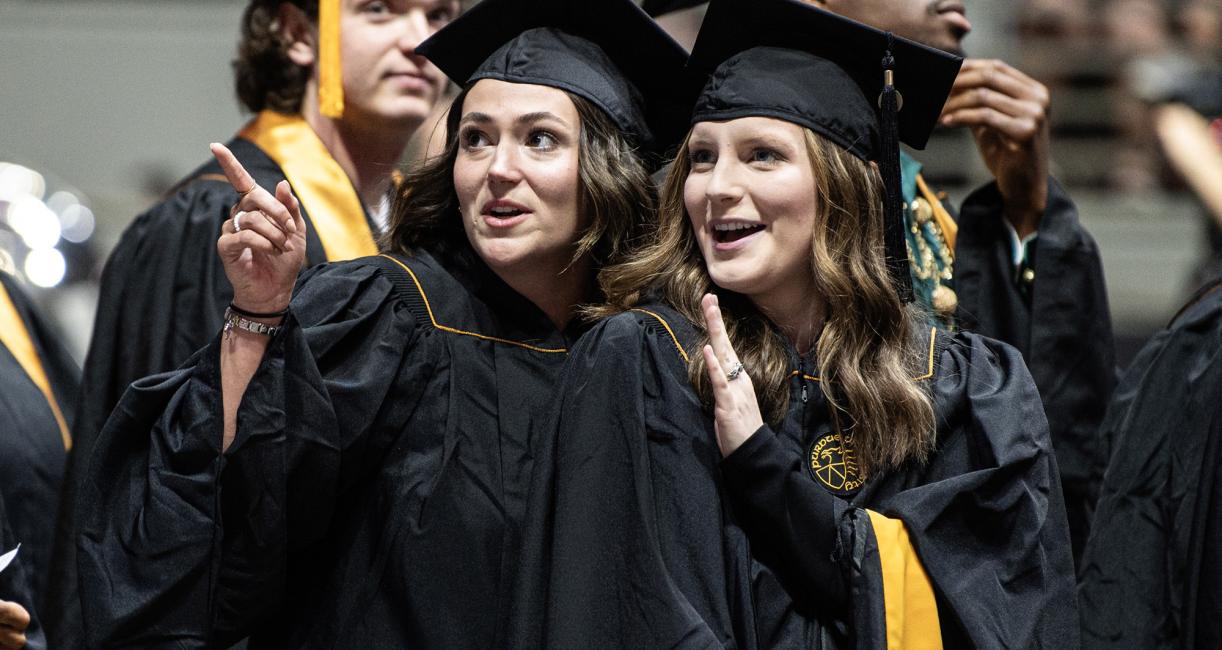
[642,0,707,18]
[686,0,963,300]
[416,0,690,154]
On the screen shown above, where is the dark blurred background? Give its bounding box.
[0,0,1218,367]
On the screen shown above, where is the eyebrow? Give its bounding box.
[685,134,794,151]
[741,135,794,150]
[458,111,570,128]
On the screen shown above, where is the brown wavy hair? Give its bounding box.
[592,128,936,475]
[234,0,318,114]
[382,85,656,277]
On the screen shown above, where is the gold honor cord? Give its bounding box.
[239,111,378,262]
[0,283,70,450]
[915,174,957,254]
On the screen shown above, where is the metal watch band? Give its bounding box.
[223,307,282,339]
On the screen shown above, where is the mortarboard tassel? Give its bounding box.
[318,0,344,118]
[877,34,914,303]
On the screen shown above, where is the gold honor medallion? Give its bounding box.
[807,433,866,496]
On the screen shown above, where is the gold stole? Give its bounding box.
[0,282,70,450]
[238,111,378,261]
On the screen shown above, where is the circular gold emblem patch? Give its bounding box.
[808,433,866,496]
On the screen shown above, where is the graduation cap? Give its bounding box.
[416,0,691,153]
[642,0,707,18]
[687,0,963,301]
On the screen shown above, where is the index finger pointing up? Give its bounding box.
[210,142,259,195]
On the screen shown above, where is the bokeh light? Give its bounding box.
[60,204,95,244]
[0,163,46,203]
[6,195,62,249]
[0,162,96,289]
[24,248,66,288]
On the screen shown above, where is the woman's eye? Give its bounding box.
[527,131,559,150]
[461,129,490,149]
[688,149,715,167]
[362,1,390,15]
[751,148,781,164]
[426,6,454,25]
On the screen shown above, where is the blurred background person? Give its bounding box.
[1078,254,1222,648]
[38,0,458,646]
[1078,7,1222,644]
[0,269,80,650]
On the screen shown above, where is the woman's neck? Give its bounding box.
[301,90,417,209]
[498,254,594,332]
[749,280,826,356]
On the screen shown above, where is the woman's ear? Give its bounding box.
[277,2,317,68]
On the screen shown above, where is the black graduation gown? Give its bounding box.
[1077,278,1222,649]
[0,273,79,616]
[518,305,1078,648]
[46,113,377,647]
[1,492,47,650]
[952,176,1116,562]
[76,249,579,648]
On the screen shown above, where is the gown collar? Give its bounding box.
[435,245,590,348]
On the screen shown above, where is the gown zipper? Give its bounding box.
[799,358,809,404]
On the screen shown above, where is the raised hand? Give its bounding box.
[700,293,764,457]
[212,142,307,315]
[0,600,29,650]
[940,59,1051,238]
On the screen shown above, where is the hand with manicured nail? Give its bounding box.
[700,293,764,457]
[211,142,308,315]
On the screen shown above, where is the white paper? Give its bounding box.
[0,544,19,574]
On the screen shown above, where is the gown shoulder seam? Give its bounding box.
[374,254,568,354]
[629,308,690,363]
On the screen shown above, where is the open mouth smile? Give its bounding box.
[712,221,766,244]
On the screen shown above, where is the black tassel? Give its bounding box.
[878,34,914,303]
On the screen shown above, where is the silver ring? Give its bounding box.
[233,210,245,232]
[726,360,745,381]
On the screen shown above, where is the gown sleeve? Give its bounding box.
[75,261,422,647]
[953,177,1116,561]
[46,140,332,649]
[519,314,731,649]
[1077,281,1222,649]
[721,333,1079,649]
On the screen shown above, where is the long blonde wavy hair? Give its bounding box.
[591,127,936,475]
